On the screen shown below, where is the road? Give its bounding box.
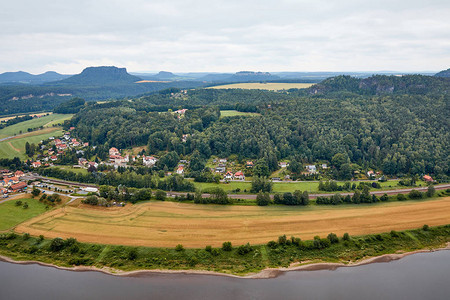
[26,174,450,200]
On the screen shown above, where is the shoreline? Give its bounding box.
[1,243,449,279]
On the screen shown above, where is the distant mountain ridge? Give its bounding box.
[434,68,450,78]
[53,66,142,85]
[0,71,69,84]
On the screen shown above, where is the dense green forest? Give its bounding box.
[67,74,450,180]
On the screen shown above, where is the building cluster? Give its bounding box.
[0,170,27,195]
[30,130,90,168]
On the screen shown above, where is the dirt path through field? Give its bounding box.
[15,197,450,248]
[7,141,21,152]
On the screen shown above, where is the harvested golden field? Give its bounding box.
[16,197,450,248]
[208,82,313,90]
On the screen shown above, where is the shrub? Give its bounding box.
[256,192,270,206]
[15,200,22,206]
[23,233,30,240]
[211,248,220,256]
[397,194,407,201]
[222,241,232,251]
[426,186,435,197]
[408,190,423,199]
[423,224,429,231]
[66,237,77,247]
[38,235,44,243]
[237,243,253,255]
[278,235,287,245]
[205,245,212,252]
[380,194,389,202]
[327,233,339,244]
[128,248,138,260]
[175,244,184,251]
[155,190,167,201]
[343,233,350,241]
[23,202,29,209]
[267,240,278,249]
[390,230,399,238]
[291,237,301,246]
[50,237,66,251]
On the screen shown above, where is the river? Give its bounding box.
[0,250,449,300]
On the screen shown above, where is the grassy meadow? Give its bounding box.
[0,198,48,231]
[220,110,261,118]
[208,82,314,90]
[193,179,407,194]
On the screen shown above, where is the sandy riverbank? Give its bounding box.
[1,243,449,279]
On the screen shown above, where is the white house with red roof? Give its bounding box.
[32,162,41,168]
[143,156,157,167]
[14,171,24,178]
[176,166,184,175]
[234,171,245,180]
[225,171,233,180]
[109,147,120,156]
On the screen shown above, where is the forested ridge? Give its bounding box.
[67,74,449,179]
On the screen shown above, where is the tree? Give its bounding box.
[256,192,270,206]
[332,153,348,169]
[251,176,272,193]
[175,244,184,251]
[343,233,350,241]
[23,202,29,209]
[426,185,435,197]
[222,241,232,251]
[253,159,270,177]
[31,187,41,197]
[50,237,65,251]
[327,233,339,243]
[155,190,167,201]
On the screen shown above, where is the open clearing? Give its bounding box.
[0,198,48,231]
[15,197,450,248]
[208,82,314,90]
[220,110,261,118]
[193,179,407,194]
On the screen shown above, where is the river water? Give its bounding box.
[0,250,449,300]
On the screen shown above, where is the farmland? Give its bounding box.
[0,198,48,231]
[15,197,450,248]
[0,113,71,159]
[208,82,314,90]
[0,113,71,139]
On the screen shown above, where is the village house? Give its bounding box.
[14,171,24,178]
[88,161,98,169]
[32,162,41,168]
[321,164,328,169]
[367,170,375,178]
[423,175,434,182]
[143,156,157,167]
[78,158,87,165]
[279,162,289,168]
[9,181,27,192]
[234,171,245,180]
[174,109,188,114]
[225,171,233,180]
[306,165,317,174]
[215,166,226,173]
[109,147,120,156]
[246,161,254,168]
[176,166,184,175]
[219,158,227,164]
[0,177,19,187]
[50,155,58,161]
[182,134,189,143]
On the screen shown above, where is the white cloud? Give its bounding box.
[1,0,449,73]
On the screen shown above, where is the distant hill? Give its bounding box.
[137,71,184,81]
[198,71,279,83]
[309,74,450,96]
[0,71,69,84]
[54,66,141,85]
[434,68,450,78]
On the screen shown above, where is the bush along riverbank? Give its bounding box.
[0,225,449,276]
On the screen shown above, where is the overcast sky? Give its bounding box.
[1,0,449,74]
